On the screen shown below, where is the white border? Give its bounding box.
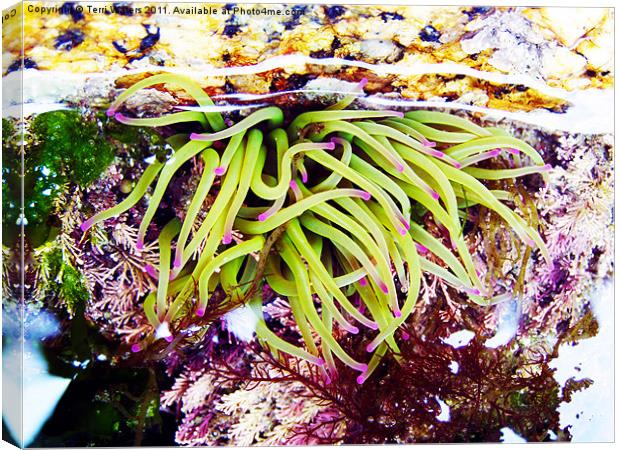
[0,1,616,449]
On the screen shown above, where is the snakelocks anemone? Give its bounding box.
[82,73,551,384]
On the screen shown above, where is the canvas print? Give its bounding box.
[1,2,614,447]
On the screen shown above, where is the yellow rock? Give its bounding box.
[541,46,587,80]
[534,8,608,47]
[576,12,614,72]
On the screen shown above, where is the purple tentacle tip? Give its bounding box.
[350,326,360,334]
[131,344,141,353]
[80,219,92,232]
[359,277,367,287]
[325,375,332,385]
[394,310,402,318]
[196,308,205,317]
[402,331,410,341]
[431,150,445,158]
[301,172,308,183]
[356,374,366,385]
[422,139,436,148]
[430,191,440,200]
[136,239,144,251]
[165,335,174,343]
[543,164,552,171]
[106,108,115,117]
[395,163,405,173]
[222,234,232,245]
[214,166,226,176]
[360,191,371,201]
[289,180,298,190]
[399,228,408,236]
[316,357,325,366]
[454,162,463,169]
[415,243,429,254]
[469,288,481,296]
[173,256,182,269]
[114,112,125,121]
[324,141,336,150]
[257,213,268,222]
[491,149,502,157]
[144,264,157,278]
[379,282,389,294]
[189,132,202,140]
[358,77,369,88]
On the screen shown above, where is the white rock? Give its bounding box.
[441,329,475,348]
[224,305,259,342]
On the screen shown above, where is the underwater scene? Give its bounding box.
[1,2,614,447]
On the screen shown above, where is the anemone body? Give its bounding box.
[85,74,550,382]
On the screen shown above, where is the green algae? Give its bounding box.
[2,111,117,246]
[40,248,90,315]
[2,118,20,245]
[30,110,115,187]
[60,265,91,315]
